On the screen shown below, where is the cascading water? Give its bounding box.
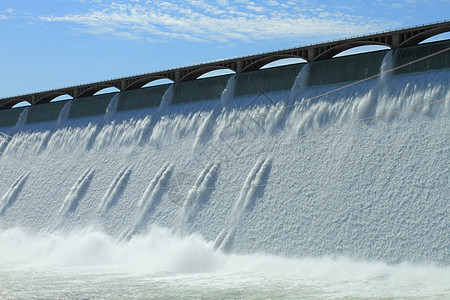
[84,93,121,150]
[56,100,72,127]
[14,107,30,131]
[0,107,30,157]
[0,48,449,298]
[34,100,75,154]
[193,75,237,148]
[120,163,173,240]
[0,172,29,215]
[104,93,120,122]
[134,85,175,147]
[221,74,237,107]
[380,50,394,83]
[289,63,310,103]
[159,85,174,112]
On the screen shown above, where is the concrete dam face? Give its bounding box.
[0,40,449,279]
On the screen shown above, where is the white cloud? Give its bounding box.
[0,8,15,20]
[38,0,394,43]
[390,3,403,8]
[247,5,265,12]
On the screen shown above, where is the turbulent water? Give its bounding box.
[0,54,449,298]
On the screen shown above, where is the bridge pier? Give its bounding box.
[392,33,401,49]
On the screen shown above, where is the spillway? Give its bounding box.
[0,41,449,298]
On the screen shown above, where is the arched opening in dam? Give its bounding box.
[11,100,31,108]
[50,94,73,102]
[141,78,174,88]
[334,45,391,57]
[260,57,307,69]
[420,31,450,44]
[93,86,121,96]
[197,69,236,79]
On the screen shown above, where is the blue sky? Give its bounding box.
[0,0,449,99]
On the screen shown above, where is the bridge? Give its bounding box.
[1,20,449,110]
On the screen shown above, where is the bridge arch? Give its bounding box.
[314,41,392,61]
[124,76,174,90]
[400,25,450,47]
[179,66,237,82]
[76,84,121,98]
[35,92,74,105]
[241,54,308,72]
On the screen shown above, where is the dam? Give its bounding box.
[0,35,449,298]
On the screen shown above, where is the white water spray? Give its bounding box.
[159,85,174,112]
[1,107,31,155]
[181,162,219,225]
[193,75,237,148]
[98,167,132,213]
[215,158,272,251]
[120,164,173,240]
[221,75,237,107]
[56,100,72,127]
[104,93,120,122]
[84,93,122,150]
[233,158,271,214]
[0,172,29,215]
[59,169,95,215]
[380,50,394,84]
[289,64,310,103]
[15,107,29,131]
